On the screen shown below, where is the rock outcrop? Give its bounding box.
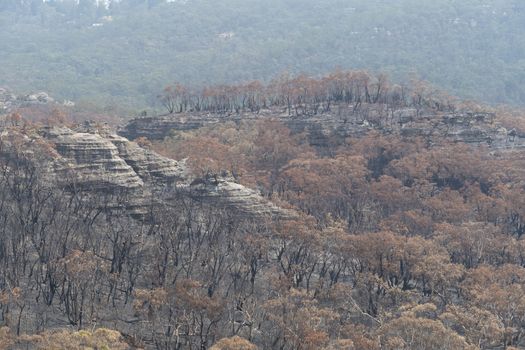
[0,123,292,220]
[187,173,291,218]
[42,126,145,192]
[119,107,525,150]
[118,114,223,140]
[106,133,187,187]
[0,88,65,115]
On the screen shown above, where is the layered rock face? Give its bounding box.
[107,133,187,186]
[0,123,292,220]
[119,106,525,150]
[187,173,290,218]
[42,126,145,192]
[118,114,222,140]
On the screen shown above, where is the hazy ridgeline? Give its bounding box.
[1,0,525,111]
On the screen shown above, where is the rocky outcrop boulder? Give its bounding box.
[187,173,293,218]
[24,92,54,104]
[0,88,62,115]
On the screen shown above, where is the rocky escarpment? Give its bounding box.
[0,123,293,220]
[118,114,222,140]
[119,106,525,150]
[187,173,289,218]
[118,109,352,146]
[107,134,187,187]
[41,126,146,192]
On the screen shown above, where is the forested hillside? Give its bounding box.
[3,1,525,349]
[1,70,525,348]
[1,0,525,110]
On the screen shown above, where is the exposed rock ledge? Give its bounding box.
[119,107,525,150]
[0,124,293,220]
[186,173,290,218]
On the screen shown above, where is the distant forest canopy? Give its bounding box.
[1,0,525,111]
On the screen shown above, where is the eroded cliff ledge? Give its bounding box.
[119,106,525,150]
[0,123,293,220]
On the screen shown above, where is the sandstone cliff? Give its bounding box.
[119,106,525,150]
[0,123,293,220]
